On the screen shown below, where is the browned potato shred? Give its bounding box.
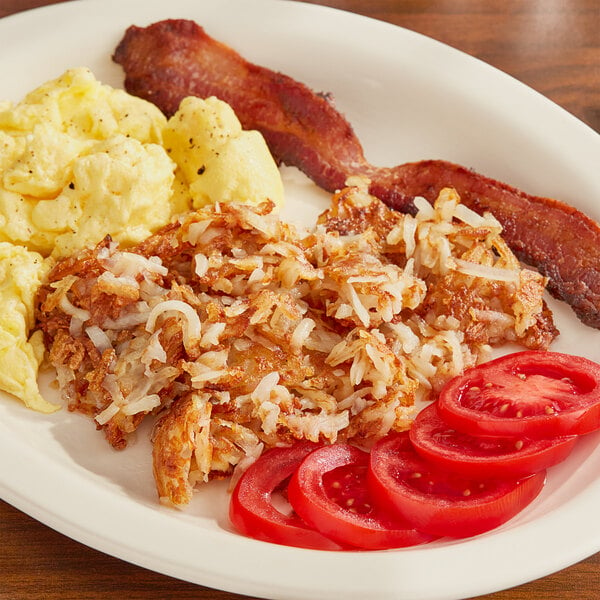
[36,181,557,507]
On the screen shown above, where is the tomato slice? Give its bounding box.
[229,442,343,550]
[287,443,436,550]
[437,351,600,438]
[369,432,546,538]
[410,402,578,479]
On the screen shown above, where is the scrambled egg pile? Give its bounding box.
[0,67,284,412]
[0,243,52,412]
[165,96,284,209]
[0,68,172,257]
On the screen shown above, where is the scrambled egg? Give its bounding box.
[165,96,284,209]
[0,243,55,412]
[0,68,285,413]
[0,68,175,258]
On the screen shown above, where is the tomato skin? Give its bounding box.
[410,402,578,479]
[437,351,600,438]
[229,442,344,550]
[287,443,436,550]
[369,432,546,538]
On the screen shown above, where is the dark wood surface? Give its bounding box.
[1,1,599,599]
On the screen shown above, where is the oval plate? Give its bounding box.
[0,1,599,599]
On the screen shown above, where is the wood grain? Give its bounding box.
[0,1,599,599]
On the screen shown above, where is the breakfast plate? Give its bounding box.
[1,1,599,599]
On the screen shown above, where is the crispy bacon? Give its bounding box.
[113,19,362,193]
[113,19,600,328]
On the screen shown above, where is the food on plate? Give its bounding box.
[2,23,596,553]
[0,67,283,260]
[231,351,600,549]
[409,402,578,479]
[230,427,554,549]
[36,180,556,506]
[389,161,600,331]
[0,243,55,412]
[164,96,284,209]
[229,442,345,550]
[437,350,600,438]
[112,19,358,192]
[368,432,547,539]
[113,18,600,329]
[0,67,174,259]
[2,22,594,552]
[0,68,283,411]
[286,443,436,549]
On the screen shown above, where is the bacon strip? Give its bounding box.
[113,19,600,328]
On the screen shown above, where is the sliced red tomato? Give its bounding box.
[437,351,600,438]
[287,443,436,550]
[229,442,343,550]
[369,432,546,538]
[410,402,578,479]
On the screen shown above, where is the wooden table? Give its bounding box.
[0,1,598,599]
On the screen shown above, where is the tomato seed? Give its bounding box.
[545,405,555,414]
[410,472,422,478]
[514,440,524,450]
[331,481,341,489]
[462,489,471,497]
[517,373,527,380]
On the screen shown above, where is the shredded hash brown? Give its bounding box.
[36,181,557,507]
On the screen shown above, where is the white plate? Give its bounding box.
[1,1,599,599]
